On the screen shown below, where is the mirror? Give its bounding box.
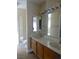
[32,8,61,39]
[41,8,61,39]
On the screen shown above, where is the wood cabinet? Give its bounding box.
[37,42,44,59]
[44,46,60,59]
[31,39,37,55]
[31,38,60,59]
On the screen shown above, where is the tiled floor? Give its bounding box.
[17,47,39,59]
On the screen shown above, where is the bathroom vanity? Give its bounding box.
[31,36,61,59]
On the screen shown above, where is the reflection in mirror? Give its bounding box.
[47,13,52,35]
[41,8,61,39]
[33,17,37,32]
[39,19,42,29]
[32,16,42,32]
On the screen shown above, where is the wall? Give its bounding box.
[27,0,40,50]
[17,8,27,43]
[39,2,48,36]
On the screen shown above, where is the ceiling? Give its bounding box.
[17,0,45,8]
[17,0,45,5]
[17,0,61,8]
[29,0,45,5]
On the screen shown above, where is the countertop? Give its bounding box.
[31,36,61,55]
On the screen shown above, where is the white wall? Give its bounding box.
[27,0,40,49]
[17,8,27,43]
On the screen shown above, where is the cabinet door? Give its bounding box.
[31,39,37,54]
[37,42,44,59]
[44,46,60,59]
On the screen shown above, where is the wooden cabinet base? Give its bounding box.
[31,39,37,55]
[44,46,60,59]
[31,39,61,59]
[37,42,44,59]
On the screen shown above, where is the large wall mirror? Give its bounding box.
[41,8,61,39]
[32,8,61,39]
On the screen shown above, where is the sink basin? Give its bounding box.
[49,42,61,50]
